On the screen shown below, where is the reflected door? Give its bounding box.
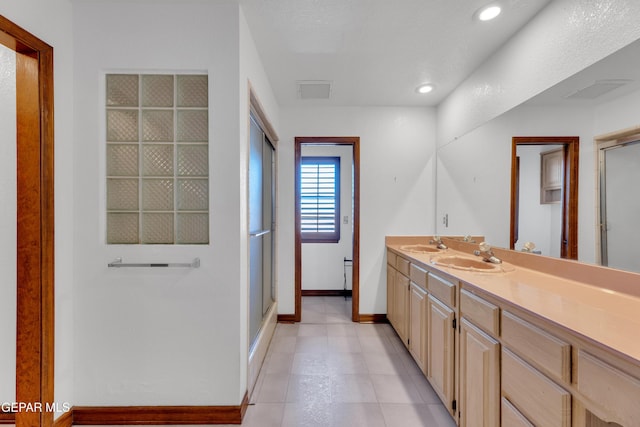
[249,113,275,347]
[601,140,640,271]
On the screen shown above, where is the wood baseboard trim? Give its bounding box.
[0,412,15,424]
[277,314,297,323]
[301,290,352,297]
[72,393,249,425]
[358,314,388,324]
[53,409,73,427]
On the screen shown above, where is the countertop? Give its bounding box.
[386,241,640,365]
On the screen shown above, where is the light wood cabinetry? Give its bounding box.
[409,282,427,373]
[541,148,563,204]
[427,293,456,415]
[501,397,534,427]
[459,318,499,427]
[394,270,410,346]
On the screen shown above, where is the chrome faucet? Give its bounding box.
[521,241,542,254]
[474,242,502,264]
[430,235,448,250]
[463,235,476,243]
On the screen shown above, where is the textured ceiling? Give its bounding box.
[239,0,553,107]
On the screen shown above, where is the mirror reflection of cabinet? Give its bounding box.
[540,148,563,204]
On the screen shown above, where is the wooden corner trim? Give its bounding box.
[0,412,16,424]
[358,314,389,324]
[277,314,297,323]
[72,397,249,425]
[53,410,73,427]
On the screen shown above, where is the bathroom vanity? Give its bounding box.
[386,236,640,427]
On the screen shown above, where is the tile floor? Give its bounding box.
[50,296,457,427]
[242,296,457,427]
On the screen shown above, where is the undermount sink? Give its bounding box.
[400,244,441,253]
[431,255,502,272]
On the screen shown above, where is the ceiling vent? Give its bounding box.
[297,80,332,100]
[564,79,632,99]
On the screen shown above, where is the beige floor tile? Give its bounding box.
[370,374,425,403]
[330,374,377,403]
[328,335,362,353]
[242,403,284,427]
[363,351,410,375]
[274,323,299,337]
[291,352,329,376]
[295,336,329,353]
[298,323,328,337]
[410,374,442,404]
[256,373,290,403]
[301,310,327,324]
[327,352,369,375]
[380,403,440,427]
[358,335,398,354]
[286,374,331,403]
[326,323,357,337]
[269,336,298,353]
[330,403,386,427]
[281,402,332,427]
[265,352,294,374]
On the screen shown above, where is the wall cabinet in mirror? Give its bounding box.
[540,148,563,204]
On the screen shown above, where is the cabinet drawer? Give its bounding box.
[501,397,534,427]
[396,256,410,277]
[410,263,428,291]
[502,348,571,427]
[501,311,571,383]
[460,289,499,337]
[577,350,640,426]
[387,250,397,267]
[428,273,456,308]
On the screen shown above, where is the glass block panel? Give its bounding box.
[178,145,208,176]
[142,213,174,244]
[142,179,174,211]
[107,109,139,142]
[107,178,139,210]
[177,179,208,210]
[177,75,208,107]
[177,110,208,142]
[106,74,139,107]
[142,74,174,107]
[107,144,138,176]
[107,213,139,244]
[142,144,174,176]
[142,110,174,142]
[177,213,209,244]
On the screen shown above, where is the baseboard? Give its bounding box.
[358,314,388,324]
[53,409,73,427]
[301,289,352,297]
[277,314,297,323]
[0,412,15,424]
[72,393,249,425]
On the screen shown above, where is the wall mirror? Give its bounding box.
[436,37,640,274]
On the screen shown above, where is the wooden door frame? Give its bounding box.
[0,15,55,427]
[510,136,578,259]
[294,137,360,322]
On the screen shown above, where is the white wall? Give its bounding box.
[278,106,437,315]
[438,0,640,145]
[72,0,278,406]
[0,43,16,404]
[0,0,75,416]
[300,145,353,291]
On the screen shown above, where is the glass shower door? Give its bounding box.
[249,114,275,347]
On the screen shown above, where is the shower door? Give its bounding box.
[600,140,640,272]
[249,113,275,348]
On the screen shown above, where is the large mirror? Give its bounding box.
[436,37,640,273]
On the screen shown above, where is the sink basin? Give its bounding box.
[400,244,441,253]
[431,255,502,272]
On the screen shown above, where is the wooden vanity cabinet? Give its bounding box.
[409,282,427,373]
[386,250,409,346]
[459,290,500,427]
[427,293,456,415]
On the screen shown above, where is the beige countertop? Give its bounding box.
[386,239,640,365]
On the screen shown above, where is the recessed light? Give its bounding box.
[477,4,501,21]
[416,84,435,94]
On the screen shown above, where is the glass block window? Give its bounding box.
[106,73,209,244]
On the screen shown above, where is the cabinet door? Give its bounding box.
[409,282,427,373]
[427,294,455,414]
[459,318,500,427]
[394,271,410,345]
[386,266,395,327]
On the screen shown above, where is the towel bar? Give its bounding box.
[108,257,200,268]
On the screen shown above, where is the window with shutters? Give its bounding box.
[300,156,340,243]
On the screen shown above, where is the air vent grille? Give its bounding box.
[297,80,332,100]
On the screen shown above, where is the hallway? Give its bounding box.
[242,296,457,427]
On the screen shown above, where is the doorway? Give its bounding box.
[0,15,55,427]
[294,137,360,322]
[510,136,579,259]
[597,129,640,272]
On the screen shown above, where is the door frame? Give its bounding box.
[294,137,360,322]
[0,15,55,427]
[510,136,578,259]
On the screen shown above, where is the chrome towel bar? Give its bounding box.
[108,257,200,268]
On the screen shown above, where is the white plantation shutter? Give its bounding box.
[300,157,340,242]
